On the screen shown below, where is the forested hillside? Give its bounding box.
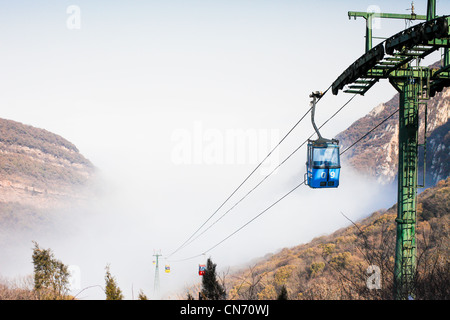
[225,178,449,300]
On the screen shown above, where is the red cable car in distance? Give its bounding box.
[199,264,206,276]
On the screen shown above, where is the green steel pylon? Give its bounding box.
[389,65,426,300]
[390,0,438,300]
[332,0,450,300]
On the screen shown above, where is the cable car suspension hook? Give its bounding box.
[310,91,324,141]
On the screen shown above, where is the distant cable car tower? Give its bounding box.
[153,251,162,298]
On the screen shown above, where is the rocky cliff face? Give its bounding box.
[424,120,450,185]
[0,118,95,210]
[336,85,450,186]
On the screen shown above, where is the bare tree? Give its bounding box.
[230,265,267,300]
[323,212,449,300]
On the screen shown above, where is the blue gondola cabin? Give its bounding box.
[306,139,340,188]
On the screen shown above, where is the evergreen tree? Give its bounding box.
[277,285,289,300]
[104,264,124,300]
[186,291,194,300]
[137,289,148,300]
[201,258,226,300]
[32,241,70,300]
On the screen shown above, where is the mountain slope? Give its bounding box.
[0,118,96,245]
[0,118,94,208]
[226,178,450,300]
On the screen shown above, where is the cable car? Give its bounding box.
[165,265,170,273]
[306,138,340,188]
[199,264,206,276]
[305,91,341,188]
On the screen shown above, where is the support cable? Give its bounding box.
[169,103,399,262]
[165,86,332,258]
[340,108,399,155]
[179,93,359,250]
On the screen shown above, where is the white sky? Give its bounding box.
[0,0,448,299]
